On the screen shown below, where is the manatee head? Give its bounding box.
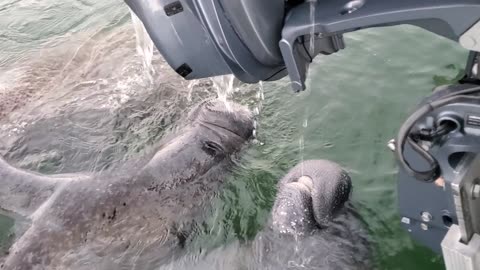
[196,99,254,139]
[189,99,255,153]
[271,160,352,235]
[139,98,254,187]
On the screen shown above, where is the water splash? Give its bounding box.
[256,81,265,112]
[211,75,235,101]
[210,75,265,141]
[129,7,258,136]
[253,81,265,118]
[129,7,242,113]
[252,81,265,144]
[210,75,235,111]
[129,8,155,83]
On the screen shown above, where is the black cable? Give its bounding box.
[411,121,456,141]
[301,37,313,63]
[264,67,287,81]
[430,121,456,137]
[395,85,480,182]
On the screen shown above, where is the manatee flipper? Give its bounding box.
[0,155,87,217]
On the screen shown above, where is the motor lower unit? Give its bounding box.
[394,81,480,269]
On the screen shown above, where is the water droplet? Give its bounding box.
[323,142,334,148]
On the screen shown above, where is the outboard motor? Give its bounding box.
[126,0,286,83]
[126,0,480,92]
[127,0,480,269]
[125,0,343,90]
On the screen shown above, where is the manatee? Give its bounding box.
[159,160,371,270]
[0,99,254,270]
[253,159,371,269]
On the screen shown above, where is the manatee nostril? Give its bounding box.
[296,176,314,192]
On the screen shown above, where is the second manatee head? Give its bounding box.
[271,160,352,234]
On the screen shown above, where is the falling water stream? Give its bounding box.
[210,74,235,112]
[252,81,265,141]
[298,0,317,176]
[130,9,155,83]
[308,0,317,54]
[129,8,239,109]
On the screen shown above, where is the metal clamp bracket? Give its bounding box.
[281,0,480,91]
[442,154,480,270]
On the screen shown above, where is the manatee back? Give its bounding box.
[0,156,60,217]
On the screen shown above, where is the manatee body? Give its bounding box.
[253,160,371,270]
[0,100,253,270]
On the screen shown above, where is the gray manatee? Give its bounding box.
[159,160,371,270]
[0,99,254,270]
[253,159,371,269]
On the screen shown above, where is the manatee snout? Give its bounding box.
[262,160,370,269]
[195,99,255,141]
[272,160,352,234]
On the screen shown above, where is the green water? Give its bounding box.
[0,215,14,259]
[0,1,469,269]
